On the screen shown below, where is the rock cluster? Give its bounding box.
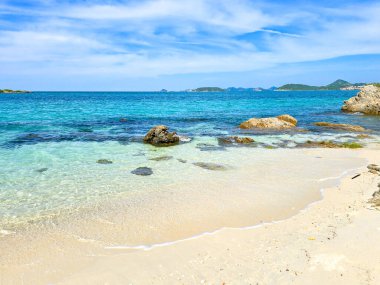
[342,85,380,115]
[143,125,180,146]
[239,114,297,129]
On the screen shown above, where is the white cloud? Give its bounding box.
[0,0,380,81]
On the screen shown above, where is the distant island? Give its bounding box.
[0,89,31,94]
[277,79,365,91]
[179,79,374,92]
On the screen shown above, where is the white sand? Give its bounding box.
[1,148,379,284]
[59,148,380,285]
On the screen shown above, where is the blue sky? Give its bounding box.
[0,0,379,90]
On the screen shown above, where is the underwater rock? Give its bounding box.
[149,155,173,161]
[193,162,228,171]
[97,159,113,164]
[297,140,363,149]
[239,114,297,129]
[143,125,180,146]
[314,122,366,132]
[218,136,254,145]
[131,167,153,176]
[196,143,225,151]
[342,85,380,115]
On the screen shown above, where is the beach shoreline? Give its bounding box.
[1,146,379,284]
[58,147,380,285]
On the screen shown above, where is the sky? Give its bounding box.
[0,0,379,91]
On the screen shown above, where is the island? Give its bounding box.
[0,89,31,94]
[277,79,365,91]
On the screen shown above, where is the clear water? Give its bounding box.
[0,90,379,230]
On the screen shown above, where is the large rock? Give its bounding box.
[239,114,297,129]
[342,85,380,115]
[143,125,180,146]
[314,122,366,132]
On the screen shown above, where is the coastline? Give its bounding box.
[1,146,379,284]
[58,147,380,285]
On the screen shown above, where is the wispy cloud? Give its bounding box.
[0,0,379,89]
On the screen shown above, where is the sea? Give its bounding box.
[0,90,379,245]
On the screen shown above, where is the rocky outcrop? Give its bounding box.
[143,125,180,146]
[239,114,297,129]
[276,115,298,125]
[314,122,366,132]
[342,85,380,115]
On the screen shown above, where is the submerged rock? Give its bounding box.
[357,134,371,139]
[143,125,180,146]
[97,159,113,164]
[218,136,255,145]
[149,155,173,161]
[196,143,225,152]
[314,122,366,132]
[297,140,363,149]
[131,167,153,176]
[193,162,228,171]
[342,85,380,115]
[239,114,297,129]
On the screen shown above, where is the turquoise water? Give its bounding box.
[0,90,379,230]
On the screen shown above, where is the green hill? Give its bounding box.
[277,84,320,91]
[278,79,358,91]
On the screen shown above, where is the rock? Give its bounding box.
[297,140,363,149]
[131,167,153,176]
[277,114,298,125]
[97,159,113,164]
[369,189,380,207]
[149,155,173,161]
[342,85,380,115]
[357,134,371,139]
[314,122,366,132]
[143,125,180,146]
[239,114,297,129]
[367,164,380,172]
[196,143,225,152]
[193,162,228,171]
[36,168,48,173]
[298,141,343,148]
[218,136,255,145]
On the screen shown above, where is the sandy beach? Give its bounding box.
[59,148,380,285]
[1,146,379,284]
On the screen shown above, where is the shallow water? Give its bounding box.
[0,90,379,243]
